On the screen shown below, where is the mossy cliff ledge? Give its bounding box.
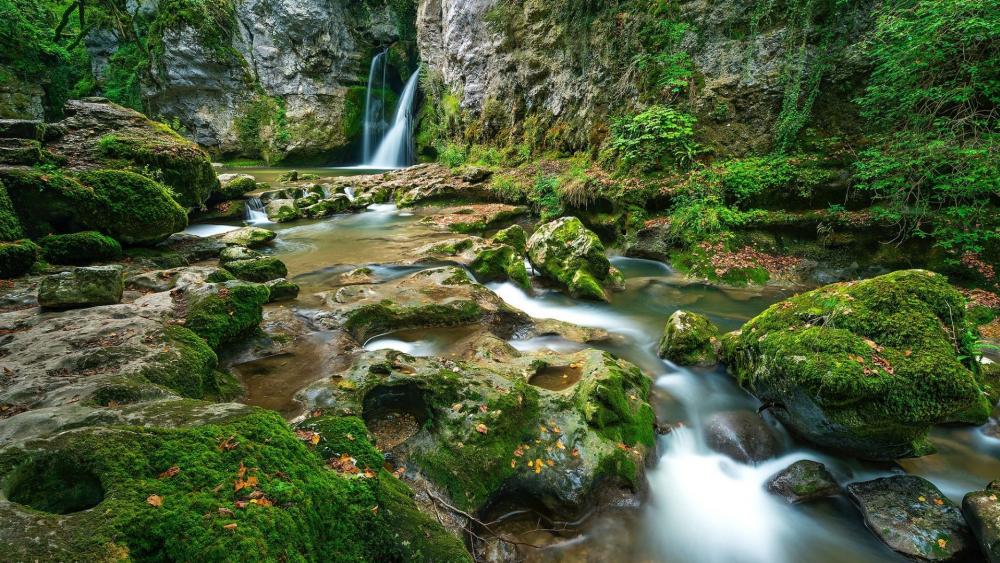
[722,270,994,460]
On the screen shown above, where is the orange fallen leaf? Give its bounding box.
[571,448,580,458]
[219,436,238,451]
[479,404,488,413]
[223,523,238,531]
[392,466,405,478]
[937,539,947,549]
[933,498,944,506]
[362,468,376,479]
[250,498,273,507]
[476,423,489,434]
[310,433,321,446]
[158,466,180,479]
[545,459,555,467]
[147,495,163,508]
[534,458,543,474]
[513,445,524,458]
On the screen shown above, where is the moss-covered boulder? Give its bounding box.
[0,168,188,245]
[45,99,219,208]
[38,265,124,309]
[766,460,840,504]
[219,245,261,264]
[213,174,258,202]
[265,199,300,223]
[224,257,288,283]
[0,239,38,278]
[0,408,469,562]
[38,231,122,265]
[658,310,720,366]
[527,217,614,301]
[493,224,528,253]
[302,347,654,516]
[722,270,994,459]
[265,278,300,302]
[184,281,271,351]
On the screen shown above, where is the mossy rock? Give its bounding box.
[0,408,469,562]
[37,265,124,309]
[470,243,531,289]
[722,270,993,460]
[224,257,288,283]
[218,227,276,248]
[265,278,299,302]
[492,224,528,253]
[658,310,720,366]
[0,180,24,241]
[38,231,122,265]
[219,245,261,264]
[0,239,39,278]
[527,217,613,301]
[138,325,240,401]
[265,199,300,223]
[184,282,271,351]
[213,174,258,202]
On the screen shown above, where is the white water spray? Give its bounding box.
[245,197,269,225]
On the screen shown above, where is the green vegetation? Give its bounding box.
[0,239,40,278]
[184,282,270,351]
[38,231,122,265]
[77,170,189,244]
[607,105,698,173]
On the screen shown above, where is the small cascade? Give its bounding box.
[362,50,389,163]
[245,197,269,224]
[344,186,356,201]
[367,68,421,169]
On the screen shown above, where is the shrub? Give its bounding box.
[609,105,698,173]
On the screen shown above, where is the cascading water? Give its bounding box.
[362,50,389,163]
[245,197,269,224]
[367,68,421,169]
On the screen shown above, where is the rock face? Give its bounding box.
[766,460,839,504]
[847,476,975,562]
[702,410,782,464]
[94,2,412,162]
[527,217,615,301]
[963,481,1000,562]
[658,310,720,366]
[37,265,125,309]
[722,270,994,460]
[416,0,873,155]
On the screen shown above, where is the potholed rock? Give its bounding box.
[658,310,720,366]
[847,476,974,561]
[722,270,994,460]
[38,265,124,309]
[527,216,616,301]
[766,460,839,503]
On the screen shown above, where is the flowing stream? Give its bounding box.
[211,169,1000,562]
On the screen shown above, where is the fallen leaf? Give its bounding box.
[218,508,235,517]
[513,445,525,458]
[223,523,238,531]
[476,423,489,434]
[158,466,180,479]
[346,433,355,441]
[540,425,548,433]
[545,459,554,467]
[219,436,238,451]
[479,404,488,413]
[392,466,406,478]
[250,498,273,507]
[146,495,163,508]
[571,448,580,458]
[918,496,927,502]
[451,403,463,412]
[933,498,944,506]
[555,441,565,450]
[362,468,376,479]
[310,433,321,446]
[937,539,947,549]
[510,459,517,469]
[534,458,543,474]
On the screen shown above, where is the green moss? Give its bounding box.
[378,469,471,562]
[213,176,257,202]
[0,239,39,278]
[138,326,239,400]
[184,283,270,351]
[492,224,527,253]
[296,416,384,473]
[223,257,288,283]
[574,357,655,448]
[0,408,464,562]
[724,270,993,459]
[528,217,612,301]
[658,310,720,366]
[77,170,188,245]
[470,244,530,289]
[96,132,219,209]
[205,269,236,283]
[0,180,24,241]
[344,301,484,342]
[38,231,122,265]
[1,169,93,238]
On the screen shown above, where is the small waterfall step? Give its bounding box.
[245,197,269,224]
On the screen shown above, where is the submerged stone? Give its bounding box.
[766,460,839,503]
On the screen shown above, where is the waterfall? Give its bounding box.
[367,68,421,169]
[245,197,269,224]
[362,50,389,163]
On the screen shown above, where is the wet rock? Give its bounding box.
[224,256,288,283]
[315,266,530,342]
[658,310,720,366]
[0,119,45,140]
[722,270,993,460]
[125,266,233,293]
[963,481,1000,562]
[419,203,527,233]
[213,173,258,202]
[703,410,782,464]
[38,265,124,309]
[265,278,300,302]
[216,227,276,248]
[527,217,615,301]
[493,224,528,253]
[156,233,226,263]
[847,476,974,561]
[219,245,261,264]
[766,460,839,503]
[265,199,300,223]
[301,347,655,517]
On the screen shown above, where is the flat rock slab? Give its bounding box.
[38,265,124,309]
[847,475,975,561]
